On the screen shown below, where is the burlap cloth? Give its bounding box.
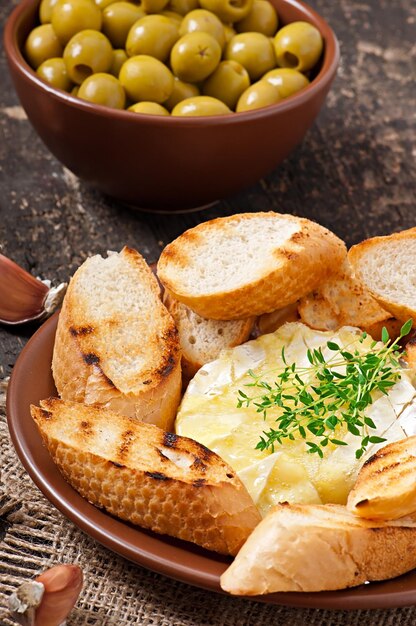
[1,379,415,625]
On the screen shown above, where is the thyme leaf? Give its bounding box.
[236,321,413,458]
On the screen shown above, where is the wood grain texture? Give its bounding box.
[0,0,415,375]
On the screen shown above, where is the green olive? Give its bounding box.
[198,0,253,23]
[119,54,174,102]
[126,15,179,61]
[110,48,128,76]
[223,24,236,44]
[236,79,280,111]
[141,0,169,13]
[170,32,221,82]
[167,0,199,17]
[235,0,278,36]
[179,10,225,50]
[39,0,59,23]
[203,60,249,109]
[63,30,113,84]
[78,72,126,108]
[102,2,145,48]
[164,77,199,110]
[273,21,323,72]
[172,95,230,115]
[128,102,170,115]
[51,0,102,45]
[24,24,63,69]
[71,84,79,96]
[36,57,73,90]
[263,67,309,98]
[225,32,275,80]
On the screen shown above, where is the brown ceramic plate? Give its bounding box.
[7,313,416,610]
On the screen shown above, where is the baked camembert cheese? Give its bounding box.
[176,322,416,516]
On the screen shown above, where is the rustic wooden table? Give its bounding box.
[0,0,415,623]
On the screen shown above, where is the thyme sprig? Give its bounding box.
[237,320,413,459]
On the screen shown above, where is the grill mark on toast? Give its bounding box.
[192,457,207,472]
[196,443,214,461]
[163,432,178,448]
[156,355,176,377]
[118,430,135,460]
[374,461,402,474]
[363,448,398,468]
[193,478,206,487]
[70,325,94,337]
[83,352,100,365]
[154,324,180,378]
[145,471,170,481]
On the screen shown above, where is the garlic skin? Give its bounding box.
[8,564,83,626]
[0,254,67,325]
[8,581,44,626]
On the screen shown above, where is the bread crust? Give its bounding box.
[164,291,254,379]
[32,398,261,555]
[157,213,347,320]
[348,228,416,323]
[347,436,416,520]
[220,503,416,594]
[298,259,399,340]
[52,247,182,431]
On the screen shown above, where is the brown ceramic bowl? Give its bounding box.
[4,0,339,212]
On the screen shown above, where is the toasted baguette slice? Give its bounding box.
[157,212,347,320]
[347,436,416,520]
[348,228,416,323]
[220,503,416,594]
[163,291,254,379]
[52,247,181,431]
[32,398,261,555]
[298,260,400,340]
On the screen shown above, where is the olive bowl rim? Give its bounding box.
[4,0,340,128]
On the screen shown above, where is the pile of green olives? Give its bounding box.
[25,0,324,115]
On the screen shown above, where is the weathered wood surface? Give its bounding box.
[0,0,415,375]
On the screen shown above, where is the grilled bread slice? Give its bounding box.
[220,503,416,594]
[52,247,181,431]
[347,436,416,520]
[163,291,255,379]
[31,398,261,555]
[348,227,416,323]
[157,212,347,320]
[298,260,400,341]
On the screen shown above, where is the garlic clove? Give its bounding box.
[8,565,83,626]
[0,254,67,325]
[35,565,83,626]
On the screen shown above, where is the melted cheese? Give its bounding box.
[176,323,416,516]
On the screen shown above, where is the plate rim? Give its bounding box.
[6,313,416,610]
